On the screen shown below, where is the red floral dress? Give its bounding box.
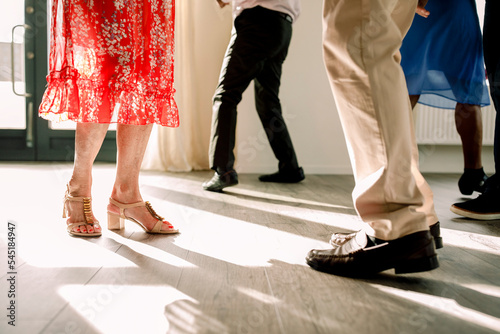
[39,0,179,127]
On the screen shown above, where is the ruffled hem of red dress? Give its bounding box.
[39,67,179,127]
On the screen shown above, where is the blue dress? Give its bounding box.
[401,0,490,109]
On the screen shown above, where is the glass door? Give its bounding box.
[0,0,116,162]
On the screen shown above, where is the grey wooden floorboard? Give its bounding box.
[0,163,499,334]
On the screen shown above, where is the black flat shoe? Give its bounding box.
[450,194,500,220]
[329,221,443,249]
[451,177,500,220]
[202,171,238,192]
[258,167,305,183]
[306,230,439,277]
[458,167,488,195]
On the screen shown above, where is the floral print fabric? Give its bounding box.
[39,0,179,127]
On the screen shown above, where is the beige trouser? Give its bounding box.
[322,0,439,240]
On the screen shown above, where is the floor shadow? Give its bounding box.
[221,187,356,215]
[361,273,500,319]
[159,171,357,211]
[142,184,357,242]
[267,258,500,334]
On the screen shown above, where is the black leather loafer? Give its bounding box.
[202,171,238,192]
[307,230,439,277]
[258,167,305,183]
[330,222,443,249]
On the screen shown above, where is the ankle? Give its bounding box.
[111,184,142,204]
[67,181,92,197]
[463,167,485,175]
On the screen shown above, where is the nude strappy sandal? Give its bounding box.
[63,185,102,237]
[107,198,179,234]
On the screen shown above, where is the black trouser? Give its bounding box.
[209,6,299,173]
[484,0,500,180]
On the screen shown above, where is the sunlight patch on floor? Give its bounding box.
[107,233,196,268]
[372,284,500,333]
[164,299,230,334]
[440,228,500,255]
[237,287,281,305]
[58,285,196,334]
[462,283,500,299]
[172,206,331,267]
[0,229,137,269]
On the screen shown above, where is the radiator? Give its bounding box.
[414,103,496,146]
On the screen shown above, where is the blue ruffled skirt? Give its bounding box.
[401,0,490,109]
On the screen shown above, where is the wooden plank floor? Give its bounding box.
[0,162,499,334]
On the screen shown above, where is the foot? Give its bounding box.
[451,175,500,220]
[450,195,500,220]
[458,167,488,195]
[306,230,439,277]
[258,167,305,183]
[329,222,443,249]
[64,184,102,236]
[202,170,238,192]
[107,199,177,233]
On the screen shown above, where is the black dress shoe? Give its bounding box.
[258,167,305,183]
[329,222,443,249]
[202,171,238,192]
[458,167,488,195]
[307,230,439,277]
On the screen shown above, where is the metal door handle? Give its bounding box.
[11,24,32,97]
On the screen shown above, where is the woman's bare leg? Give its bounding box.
[409,95,420,109]
[455,103,483,169]
[66,122,109,234]
[108,124,174,231]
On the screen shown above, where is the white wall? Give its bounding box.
[232,2,495,175]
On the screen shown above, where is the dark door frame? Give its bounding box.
[0,0,116,162]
